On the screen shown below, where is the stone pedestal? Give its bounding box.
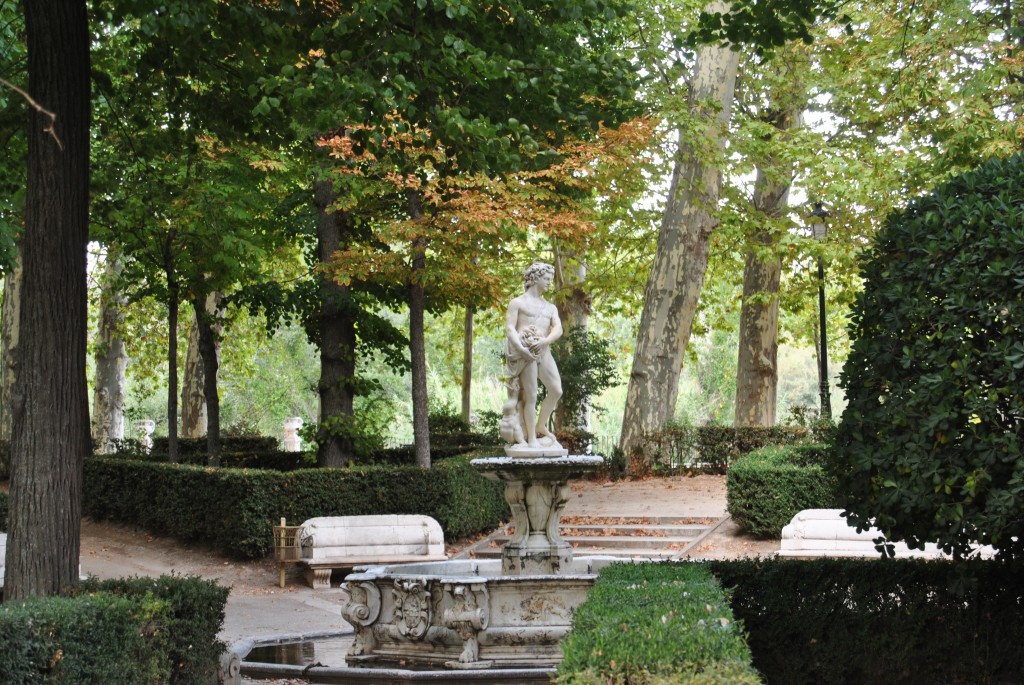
[471,455,603,576]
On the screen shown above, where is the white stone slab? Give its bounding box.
[296,515,447,588]
[780,509,995,559]
[0,532,6,588]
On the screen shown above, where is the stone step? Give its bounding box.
[475,533,701,552]
[561,523,709,536]
[470,547,679,560]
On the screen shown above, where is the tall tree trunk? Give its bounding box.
[180,315,205,438]
[734,107,800,427]
[0,244,22,477]
[180,291,224,442]
[5,0,90,601]
[193,292,224,465]
[406,190,431,469]
[166,278,180,463]
[553,247,591,432]
[91,246,128,453]
[618,25,738,458]
[461,305,473,423]
[314,178,356,468]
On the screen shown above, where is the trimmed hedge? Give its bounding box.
[708,557,1024,685]
[640,425,810,474]
[83,455,507,558]
[557,562,761,685]
[727,444,838,538]
[73,575,228,685]
[0,575,226,684]
[150,435,279,456]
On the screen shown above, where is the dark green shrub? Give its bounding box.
[641,424,809,474]
[709,557,1024,685]
[554,429,596,455]
[74,575,228,685]
[83,455,507,558]
[549,326,620,431]
[557,562,760,685]
[149,435,279,458]
[835,152,1024,559]
[0,591,171,684]
[727,444,838,538]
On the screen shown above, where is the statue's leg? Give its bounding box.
[536,353,563,436]
[520,362,539,445]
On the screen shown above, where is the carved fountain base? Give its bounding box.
[339,455,609,670]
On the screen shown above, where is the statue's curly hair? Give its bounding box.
[523,262,554,290]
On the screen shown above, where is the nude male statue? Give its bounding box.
[504,262,564,448]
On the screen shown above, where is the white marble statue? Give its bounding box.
[503,263,566,456]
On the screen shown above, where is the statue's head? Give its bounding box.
[523,262,555,291]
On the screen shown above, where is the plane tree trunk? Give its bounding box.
[734,106,801,427]
[618,26,739,458]
[91,246,128,453]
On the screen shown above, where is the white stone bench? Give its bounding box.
[297,515,447,589]
[780,509,995,559]
[0,533,6,589]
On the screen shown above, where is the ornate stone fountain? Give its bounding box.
[338,263,617,671]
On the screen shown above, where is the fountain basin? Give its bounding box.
[340,557,623,670]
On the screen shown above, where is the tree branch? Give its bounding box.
[0,75,62,150]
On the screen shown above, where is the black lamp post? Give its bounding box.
[809,203,832,421]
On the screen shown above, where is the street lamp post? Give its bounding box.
[809,203,832,421]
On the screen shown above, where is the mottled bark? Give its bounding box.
[734,107,800,427]
[314,179,356,468]
[461,305,473,423]
[180,316,205,438]
[0,245,22,477]
[180,291,224,442]
[619,26,738,457]
[5,0,90,600]
[91,247,128,453]
[406,190,430,469]
[193,292,224,465]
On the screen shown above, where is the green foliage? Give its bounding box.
[550,326,620,432]
[727,444,839,538]
[427,402,471,436]
[709,557,1024,684]
[0,592,170,684]
[640,424,810,475]
[835,153,1024,559]
[150,435,278,457]
[83,455,506,558]
[691,0,850,54]
[0,487,7,531]
[72,575,228,685]
[557,562,760,685]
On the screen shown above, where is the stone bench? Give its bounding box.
[297,515,447,589]
[0,533,5,589]
[780,509,995,559]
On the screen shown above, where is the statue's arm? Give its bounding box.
[505,299,532,358]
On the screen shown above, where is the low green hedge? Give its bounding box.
[0,575,226,685]
[83,455,507,558]
[73,576,228,685]
[708,558,1024,685]
[150,435,279,456]
[640,425,811,474]
[727,444,838,538]
[558,562,761,685]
